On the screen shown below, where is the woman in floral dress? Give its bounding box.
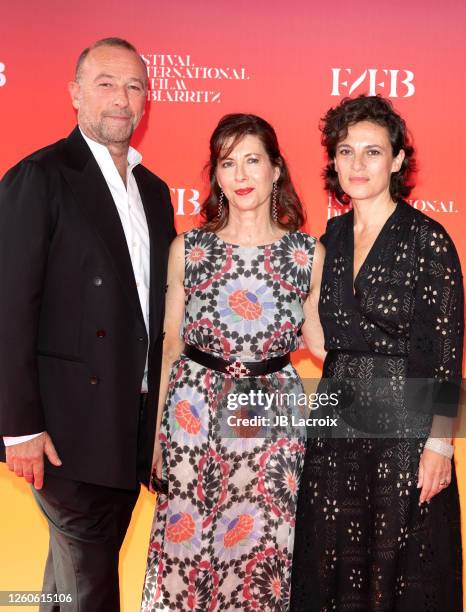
[141,114,325,611]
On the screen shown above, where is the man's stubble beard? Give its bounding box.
[94,115,137,146]
[79,109,138,147]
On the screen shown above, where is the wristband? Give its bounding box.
[424,437,454,459]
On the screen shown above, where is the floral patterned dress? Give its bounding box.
[141,228,316,611]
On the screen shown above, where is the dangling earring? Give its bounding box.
[271,182,278,223]
[217,190,224,221]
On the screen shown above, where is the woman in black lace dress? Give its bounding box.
[290,95,463,611]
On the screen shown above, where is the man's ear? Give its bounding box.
[68,81,80,111]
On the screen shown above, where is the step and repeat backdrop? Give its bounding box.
[1,0,465,609]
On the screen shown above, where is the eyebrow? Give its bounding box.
[94,73,116,81]
[94,73,145,86]
[337,143,384,148]
[222,152,263,160]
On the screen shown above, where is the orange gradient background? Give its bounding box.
[1,1,465,609]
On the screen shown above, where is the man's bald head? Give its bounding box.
[75,37,147,85]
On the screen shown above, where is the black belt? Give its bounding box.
[184,344,290,378]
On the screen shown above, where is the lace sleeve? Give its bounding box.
[407,223,464,416]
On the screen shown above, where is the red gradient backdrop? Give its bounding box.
[1,1,465,609]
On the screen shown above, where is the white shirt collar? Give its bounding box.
[79,127,142,173]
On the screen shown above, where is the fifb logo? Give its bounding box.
[0,62,6,87]
[331,68,415,98]
[170,188,200,216]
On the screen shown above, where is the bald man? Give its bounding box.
[0,38,175,611]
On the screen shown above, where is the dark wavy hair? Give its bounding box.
[321,95,415,203]
[201,113,305,231]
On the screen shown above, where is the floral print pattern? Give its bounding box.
[141,229,315,611]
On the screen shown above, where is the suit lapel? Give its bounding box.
[60,128,145,326]
[133,166,165,344]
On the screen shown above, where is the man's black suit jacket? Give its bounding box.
[0,127,176,489]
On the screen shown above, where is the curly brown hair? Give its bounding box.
[321,95,416,203]
[201,114,305,232]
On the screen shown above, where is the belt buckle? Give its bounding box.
[226,359,251,378]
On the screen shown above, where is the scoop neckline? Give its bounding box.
[212,231,291,249]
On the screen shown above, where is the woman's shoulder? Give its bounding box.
[325,210,352,230]
[392,202,461,275]
[286,230,317,248]
[282,231,319,270]
[398,201,458,250]
[183,227,202,241]
[181,227,217,247]
[315,210,352,247]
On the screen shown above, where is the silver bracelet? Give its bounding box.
[424,437,454,459]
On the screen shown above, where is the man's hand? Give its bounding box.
[417,448,451,505]
[5,432,62,489]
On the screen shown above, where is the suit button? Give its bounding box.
[89,376,99,385]
[137,336,144,342]
[96,329,106,338]
[93,276,103,286]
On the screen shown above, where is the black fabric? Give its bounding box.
[290,202,463,611]
[291,430,462,612]
[136,393,150,484]
[317,201,464,417]
[32,474,140,612]
[184,343,291,376]
[0,127,176,488]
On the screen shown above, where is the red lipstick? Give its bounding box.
[234,188,254,195]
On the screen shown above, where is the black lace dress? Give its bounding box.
[290,201,463,611]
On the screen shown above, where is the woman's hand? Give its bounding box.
[417,448,451,504]
[148,235,185,495]
[149,435,164,494]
